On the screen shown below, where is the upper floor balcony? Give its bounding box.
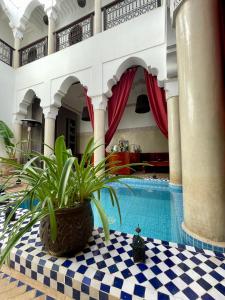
[0,0,162,67]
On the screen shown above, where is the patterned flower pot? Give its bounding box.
[39,201,94,257]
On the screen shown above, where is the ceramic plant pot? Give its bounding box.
[39,201,94,257]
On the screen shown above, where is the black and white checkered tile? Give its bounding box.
[1,208,225,300]
[0,270,55,299]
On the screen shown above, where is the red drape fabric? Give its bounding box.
[144,70,168,138]
[105,67,137,146]
[84,88,94,129]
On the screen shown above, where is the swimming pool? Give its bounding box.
[92,179,184,245]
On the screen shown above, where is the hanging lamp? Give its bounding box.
[81,106,90,121]
[77,0,86,8]
[135,94,150,113]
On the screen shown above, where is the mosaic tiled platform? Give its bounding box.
[1,209,225,300]
[0,270,55,299]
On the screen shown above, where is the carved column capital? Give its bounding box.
[45,6,58,21]
[43,105,59,120]
[91,95,108,110]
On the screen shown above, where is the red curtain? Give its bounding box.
[84,88,94,129]
[105,67,137,146]
[144,70,168,138]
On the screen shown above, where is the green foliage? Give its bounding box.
[0,136,140,266]
[0,121,15,159]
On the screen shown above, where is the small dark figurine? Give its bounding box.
[5,207,16,222]
[16,178,21,185]
[131,226,146,263]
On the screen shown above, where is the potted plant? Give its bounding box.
[0,136,136,264]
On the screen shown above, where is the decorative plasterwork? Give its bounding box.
[45,6,57,21]
[91,95,108,111]
[43,105,59,119]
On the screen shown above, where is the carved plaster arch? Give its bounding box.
[104,56,149,98]
[14,88,43,122]
[52,73,90,109]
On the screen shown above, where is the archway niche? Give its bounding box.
[55,80,93,157]
[106,64,169,177]
[21,94,44,158]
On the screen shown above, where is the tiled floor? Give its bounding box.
[0,266,67,299]
[1,209,225,300]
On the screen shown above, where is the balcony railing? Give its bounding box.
[55,13,94,52]
[102,0,161,30]
[19,37,48,66]
[0,38,14,66]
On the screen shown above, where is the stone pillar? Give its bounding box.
[165,80,182,185]
[46,8,57,55]
[92,95,107,166]
[43,106,58,156]
[175,0,225,243]
[12,29,23,68]
[94,0,102,34]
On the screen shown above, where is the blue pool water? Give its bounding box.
[92,181,184,245]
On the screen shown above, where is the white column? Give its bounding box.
[46,8,57,55]
[94,0,102,34]
[175,0,225,243]
[167,96,182,185]
[165,80,182,185]
[92,95,107,166]
[43,106,58,156]
[12,29,23,68]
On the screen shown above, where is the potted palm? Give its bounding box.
[0,136,135,264]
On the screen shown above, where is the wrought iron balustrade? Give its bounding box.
[55,13,94,51]
[0,38,14,66]
[19,37,48,66]
[103,0,162,30]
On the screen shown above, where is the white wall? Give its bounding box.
[0,17,14,47]
[0,61,15,156]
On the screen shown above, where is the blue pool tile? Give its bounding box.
[149,277,162,289]
[215,283,225,295]
[121,268,132,279]
[134,284,145,298]
[197,278,212,291]
[183,287,198,300]
[120,291,132,300]
[99,291,108,300]
[77,265,88,274]
[151,265,162,275]
[65,276,72,287]
[165,282,179,295]
[81,283,89,294]
[100,283,110,293]
[209,270,224,281]
[73,289,80,300]
[94,270,105,281]
[202,293,216,300]
[165,269,177,280]
[66,269,75,278]
[180,273,193,284]
[44,276,50,287]
[108,264,118,273]
[97,261,107,269]
[193,266,206,276]
[158,292,170,300]
[62,259,73,268]
[113,277,123,289]
[57,282,64,293]
[86,257,95,265]
[135,272,147,284]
